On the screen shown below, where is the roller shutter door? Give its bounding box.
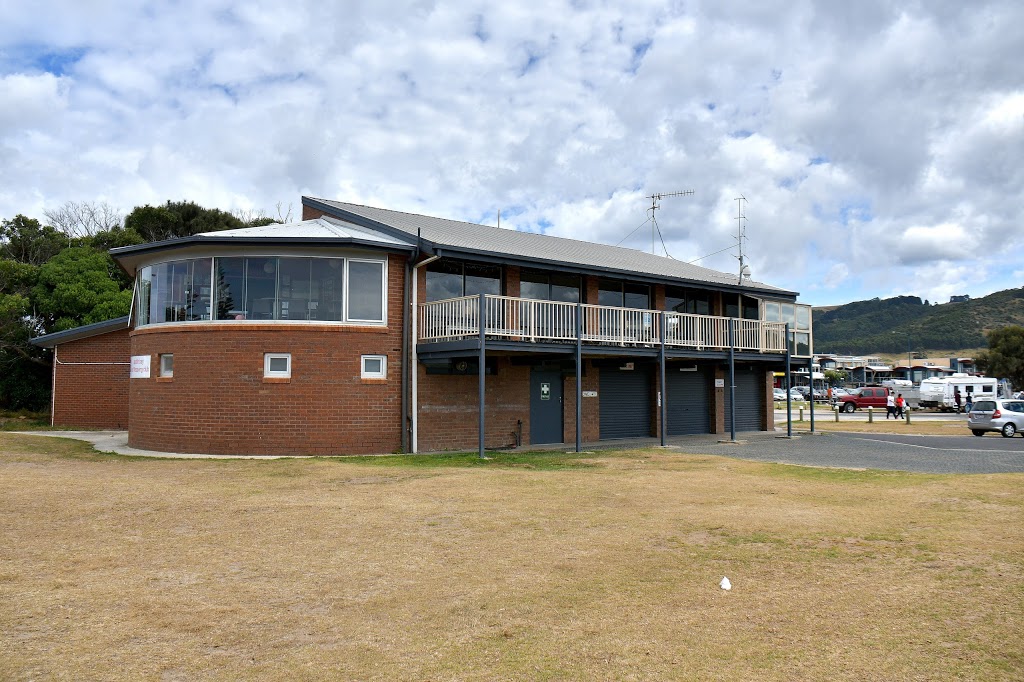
[724,367,765,432]
[666,366,710,435]
[599,366,652,439]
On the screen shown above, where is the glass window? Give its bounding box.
[624,283,650,310]
[348,260,385,321]
[139,255,376,326]
[264,353,291,378]
[426,260,463,302]
[361,354,387,379]
[159,354,173,377]
[464,263,501,297]
[742,296,759,320]
[764,301,780,322]
[598,280,623,307]
[520,270,579,302]
[796,305,811,330]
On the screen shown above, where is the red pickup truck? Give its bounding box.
[836,386,891,413]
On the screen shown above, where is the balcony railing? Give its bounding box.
[418,295,788,353]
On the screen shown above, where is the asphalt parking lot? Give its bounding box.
[674,430,1024,475]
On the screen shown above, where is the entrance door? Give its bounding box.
[666,366,711,435]
[724,367,765,432]
[599,365,652,439]
[530,369,563,444]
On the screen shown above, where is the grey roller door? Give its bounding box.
[724,367,764,432]
[666,366,710,435]
[599,366,651,439]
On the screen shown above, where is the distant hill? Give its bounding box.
[812,288,1024,355]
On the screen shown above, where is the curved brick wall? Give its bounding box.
[128,323,404,455]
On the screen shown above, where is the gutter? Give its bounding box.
[410,253,440,453]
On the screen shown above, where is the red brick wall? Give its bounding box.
[127,254,407,456]
[563,361,600,444]
[52,328,131,429]
[417,358,531,451]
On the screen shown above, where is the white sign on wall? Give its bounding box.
[715,378,725,388]
[582,390,598,398]
[130,355,151,379]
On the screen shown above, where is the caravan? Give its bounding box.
[918,374,1000,411]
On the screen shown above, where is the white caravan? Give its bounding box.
[918,374,999,410]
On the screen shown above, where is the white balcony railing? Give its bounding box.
[418,295,789,353]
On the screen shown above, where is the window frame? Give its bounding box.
[360,354,387,379]
[159,353,174,378]
[264,353,292,379]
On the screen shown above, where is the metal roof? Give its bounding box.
[110,216,416,275]
[305,197,796,297]
[30,316,130,348]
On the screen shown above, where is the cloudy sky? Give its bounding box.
[1,1,1021,306]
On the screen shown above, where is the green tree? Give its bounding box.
[124,200,247,242]
[976,326,1024,390]
[1,215,68,265]
[33,247,133,332]
[823,369,846,386]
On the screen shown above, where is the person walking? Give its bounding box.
[965,391,974,413]
[954,388,962,414]
[886,391,896,419]
[895,393,905,418]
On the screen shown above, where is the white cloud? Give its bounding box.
[0,0,1021,308]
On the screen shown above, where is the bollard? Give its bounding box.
[905,408,911,425]
[834,405,839,423]
[868,406,873,423]
[799,407,804,422]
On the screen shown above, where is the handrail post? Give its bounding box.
[785,323,792,438]
[728,318,736,442]
[478,293,486,459]
[576,302,582,453]
[808,355,815,433]
[659,311,667,447]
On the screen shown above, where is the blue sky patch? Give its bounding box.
[627,39,652,74]
[7,45,86,76]
[729,129,753,139]
[809,155,829,166]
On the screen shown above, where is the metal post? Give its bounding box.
[659,311,667,447]
[728,318,736,442]
[785,323,792,438]
[478,293,486,459]
[808,356,815,433]
[575,302,582,453]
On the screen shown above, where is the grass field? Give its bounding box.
[1,432,1022,680]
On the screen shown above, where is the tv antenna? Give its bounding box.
[735,195,750,283]
[646,189,694,256]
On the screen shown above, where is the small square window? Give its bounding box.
[264,353,291,378]
[159,354,174,377]
[361,354,386,379]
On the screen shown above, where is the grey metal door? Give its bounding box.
[599,366,652,439]
[530,370,563,444]
[667,366,710,435]
[725,367,764,432]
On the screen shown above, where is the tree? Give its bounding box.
[1,215,68,265]
[32,247,132,332]
[43,200,123,240]
[976,326,1024,390]
[823,369,846,386]
[125,200,248,242]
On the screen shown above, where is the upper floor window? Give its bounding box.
[723,293,759,320]
[137,255,386,326]
[520,270,580,303]
[764,300,813,356]
[425,260,501,302]
[598,279,649,309]
[664,286,712,316]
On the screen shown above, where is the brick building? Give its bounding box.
[36,196,813,455]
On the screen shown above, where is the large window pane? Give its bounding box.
[426,261,463,302]
[310,258,344,321]
[520,270,549,301]
[464,263,501,297]
[742,296,759,320]
[246,257,277,320]
[624,282,650,310]
[278,258,311,321]
[549,273,579,303]
[598,279,623,307]
[348,260,384,321]
[215,257,246,320]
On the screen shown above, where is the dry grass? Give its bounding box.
[1,433,1022,681]
[781,418,971,436]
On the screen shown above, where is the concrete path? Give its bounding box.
[8,431,310,459]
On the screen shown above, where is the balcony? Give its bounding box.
[417,295,789,354]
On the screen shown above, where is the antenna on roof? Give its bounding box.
[735,195,750,283]
[646,189,694,256]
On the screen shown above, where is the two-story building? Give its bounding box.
[40,196,813,456]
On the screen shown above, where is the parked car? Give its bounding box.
[836,386,891,413]
[788,388,804,401]
[967,398,1024,437]
[773,388,787,401]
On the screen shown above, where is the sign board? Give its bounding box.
[130,355,151,379]
[540,382,551,401]
[582,390,598,398]
[620,362,634,370]
[714,378,725,388]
